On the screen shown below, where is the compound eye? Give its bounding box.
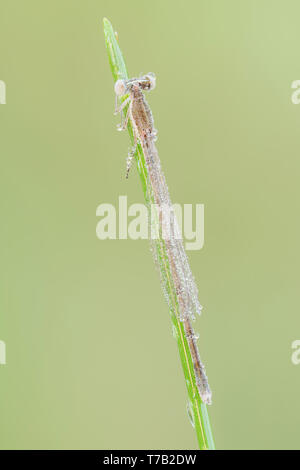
[114,79,126,96]
[145,73,156,90]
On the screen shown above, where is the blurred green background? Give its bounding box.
[1,0,300,450]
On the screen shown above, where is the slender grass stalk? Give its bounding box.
[103,17,215,450]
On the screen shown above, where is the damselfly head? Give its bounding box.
[115,74,156,96]
[137,73,156,91]
[144,73,156,91]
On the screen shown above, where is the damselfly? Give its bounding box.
[114,74,212,405]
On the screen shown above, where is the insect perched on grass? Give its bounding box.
[113,73,212,406]
[114,73,157,178]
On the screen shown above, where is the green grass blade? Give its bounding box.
[103,17,215,450]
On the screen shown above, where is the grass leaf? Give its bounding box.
[103,17,215,450]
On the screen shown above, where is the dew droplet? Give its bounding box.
[186,401,195,428]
